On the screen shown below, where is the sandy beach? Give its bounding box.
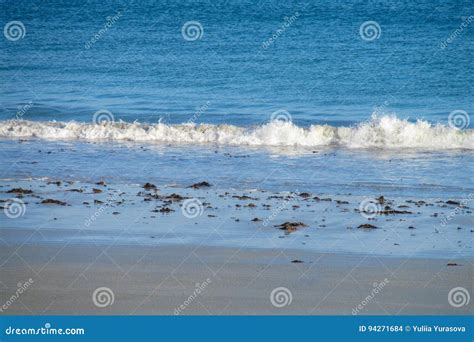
[0,238,472,315]
[0,178,472,315]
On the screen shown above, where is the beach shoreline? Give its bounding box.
[0,178,472,257]
[0,178,472,315]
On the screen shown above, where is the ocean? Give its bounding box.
[1,0,473,198]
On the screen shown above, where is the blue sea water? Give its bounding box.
[1,0,473,126]
[0,0,473,198]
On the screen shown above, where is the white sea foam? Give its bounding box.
[0,116,473,150]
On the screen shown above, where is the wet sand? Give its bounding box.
[0,179,472,315]
[0,240,472,315]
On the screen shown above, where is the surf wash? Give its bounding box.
[1,117,473,149]
[411,325,466,332]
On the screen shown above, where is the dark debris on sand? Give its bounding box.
[232,195,258,200]
[7,188,33,194]
[189,181,212,189]
[152,207,174,213]
[41,199,67,206]
[379,206,413,215]
[275,222,307,234]
[139,190,188,202]
[143,183,157,190]
[165,193,187,202]
[358,223,378,229]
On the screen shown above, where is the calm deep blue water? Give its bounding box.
[1,0,473,126]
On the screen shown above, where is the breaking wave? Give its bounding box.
[0,116,473,150]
